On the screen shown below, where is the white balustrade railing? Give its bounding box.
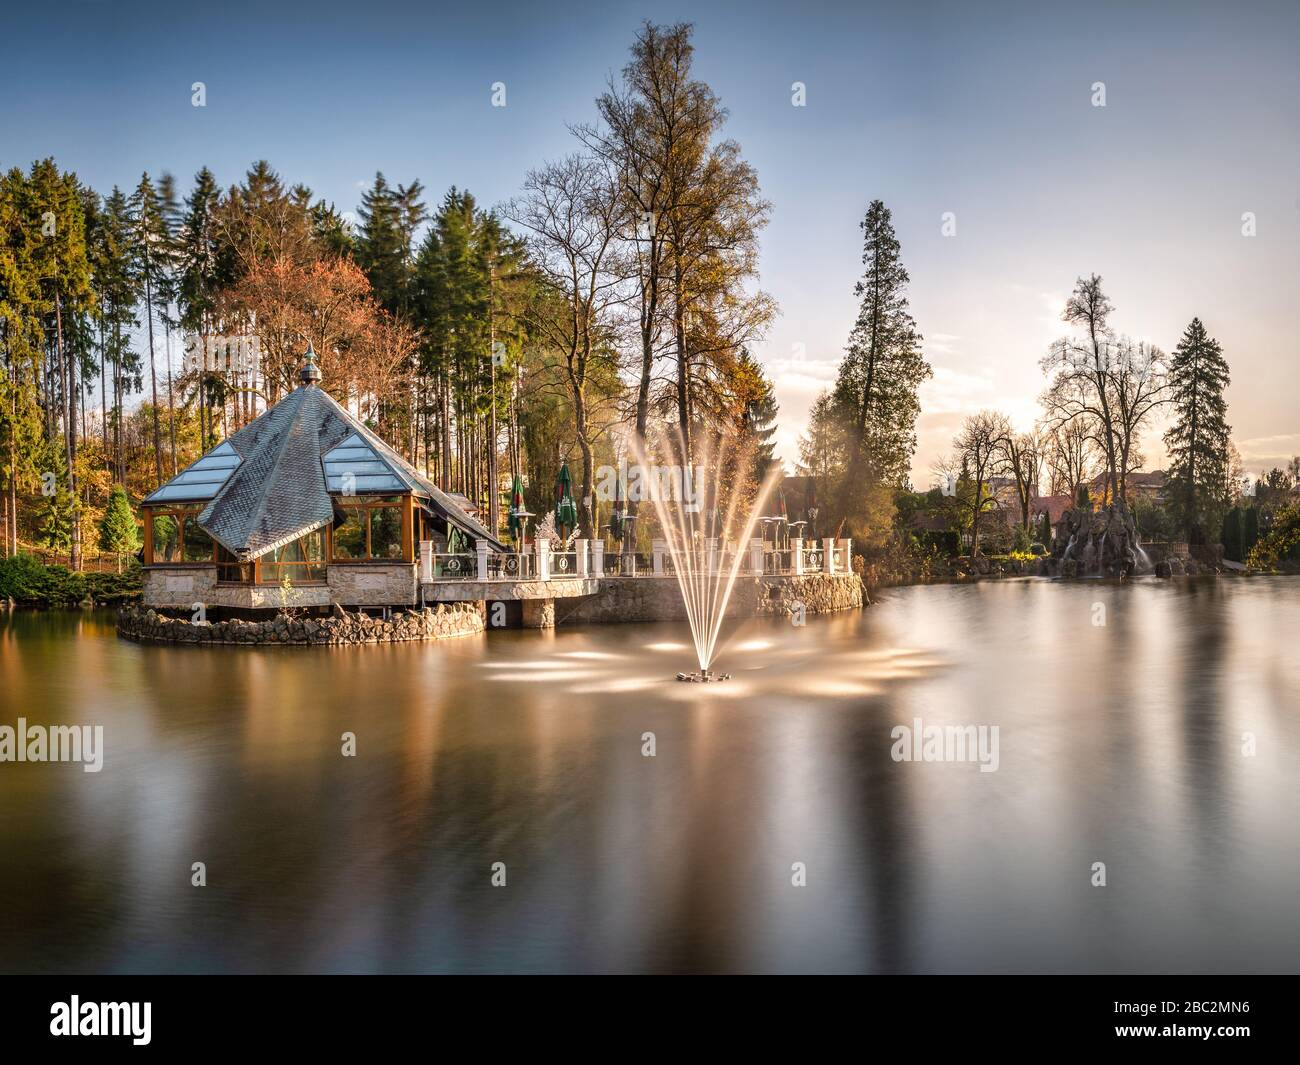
[429,552,476,579]
[418,539,854,582]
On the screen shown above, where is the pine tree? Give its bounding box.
[735,350,779,483]
[35,440,73,554]
[97,188,140,483]
[176,168,222,450]
[1221,505,1243,561]
[311,199,356,259]
[1163,317,1231,543]
[25,160,94,567]
[129,173,170,482]
[413,188,490,489]
[1,166,48,555]
[357,172,422,315]
[157,172,182,474]
[830,200,931,535]
[1243,505,1259,555]
[98,483,140,572]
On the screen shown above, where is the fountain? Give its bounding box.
[630,427,781,681]
[1050,499,1151,577]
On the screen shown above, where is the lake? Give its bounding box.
[1,577,1297,973]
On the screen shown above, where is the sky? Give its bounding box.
[3,0,1297,484]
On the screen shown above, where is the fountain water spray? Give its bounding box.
[629,427,782,681]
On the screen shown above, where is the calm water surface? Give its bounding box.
[1,578,1297,973]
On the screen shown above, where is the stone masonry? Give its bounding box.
[117,601,484,645]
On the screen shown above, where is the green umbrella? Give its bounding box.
[554,461,579,538]
[507,474,526,541]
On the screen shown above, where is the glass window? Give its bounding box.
[152,513,180,563]
[333,509,365,559]
[183,517,214,562]
[370,506,403,559]
[150,507,213,564]
[331,499,406,561]
[258,528,328,584]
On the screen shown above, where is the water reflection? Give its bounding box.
[1,578,1297,973]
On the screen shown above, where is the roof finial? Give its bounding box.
[300,342,322,386]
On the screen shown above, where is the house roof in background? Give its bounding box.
[1032,494,1073,525]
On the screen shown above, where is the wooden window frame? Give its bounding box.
[328,495,414,564]
[254,526,330,587]
[144,505,214,567]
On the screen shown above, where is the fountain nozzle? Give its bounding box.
[676,670,731,683]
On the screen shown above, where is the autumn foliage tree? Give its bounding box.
[220,255,415,428]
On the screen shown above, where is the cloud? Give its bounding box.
[1237,433,1300,472]
[926,332,961,356]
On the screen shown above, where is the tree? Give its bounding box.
[128,172,170,482]
[96,188,140,481]
[1245,500,1300,571]
[98,483,140,572]
[1243,503,1260,555]
[1163,317,1231,543]
[829,200,931,534]
[1041,274,1167,505]
[25,160,94,568]
[1042,417,1096,496]
[356,172,425,316]
[942,411,1010,555]
[221,254,411,411]
[212,160,316,278]
[661,128,774,458]
[579,22,699,449]
[175,167,222,449]
[734,350,779,486]
[414,188,499,503]
[996,429,1042,529]
[1,166,48,556]
[1221,505,1243,562]
[35,441,73,554]
[798,392,839,482]
[505,155,629,539]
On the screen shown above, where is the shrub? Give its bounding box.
[0,553,142,607]
[1246,501,1300,571]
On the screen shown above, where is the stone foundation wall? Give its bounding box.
[556,573,863,625]
[328,563,417,606]
[143,563,417,609]
[117,601,484,645]
[142,565,219,607]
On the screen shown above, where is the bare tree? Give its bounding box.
[1107,338,1168,501]
[941,411,1011,555]
[1042,417,1097,497]
[1040,275,1168,506]
[503,154,631,539]
[576,22,708,448]
[996,428,1043,529]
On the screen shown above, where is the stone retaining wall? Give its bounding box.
[117,601,484,645]
[141,563,418,610]
[556,573,863,625]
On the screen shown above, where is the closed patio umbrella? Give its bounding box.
[508,475,526,542]
[555,461,579,538]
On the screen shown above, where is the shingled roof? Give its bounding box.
[144,351,502,559]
